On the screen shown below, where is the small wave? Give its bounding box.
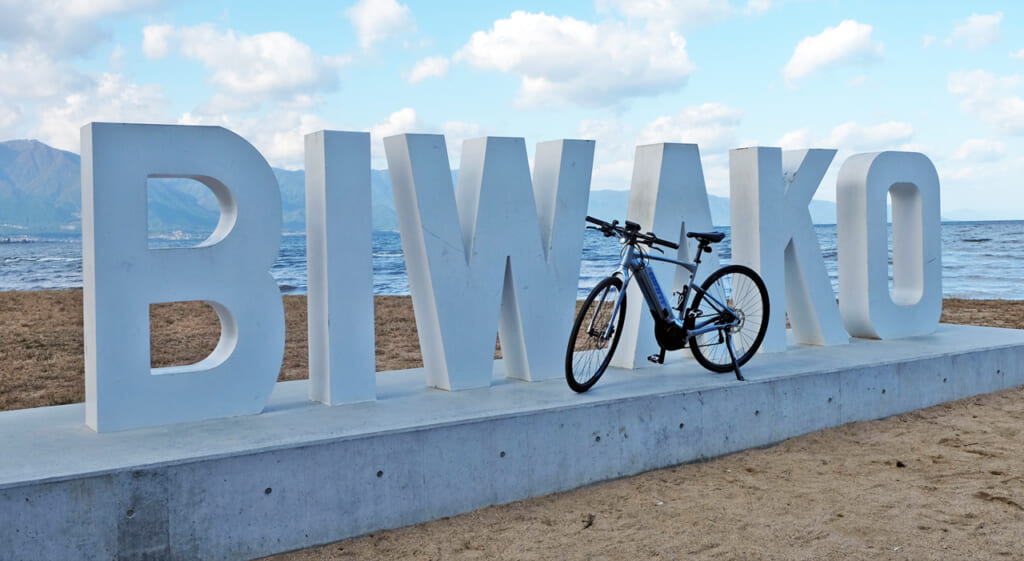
[963,238,991,243]
[149,230,207,241]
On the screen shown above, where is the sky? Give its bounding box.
[0,0,1022,220]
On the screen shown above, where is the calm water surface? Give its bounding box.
[1,221,1021,300]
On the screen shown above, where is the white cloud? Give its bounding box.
[0,46,88,99]
[366,108,489,167]
[638,102,743,152]
[948,70,1024,135]
[923,35,936,48]
[107,44,126,71]
[346,0,415,50]
[142,24,173,58]
[783,20,883,82]
[370,107,420,141]
[774,121,914,152]
[1011,49,1024,60]
[0,100,19,132]
[576,104,741,195]
[455,11,694,107]
[775,128,812,149]
[577,118,634,190]
[579,118,634,161]
[62,0,164,19]
[142,24,349,101]
[440,120,487,164]
[949,12,1002,50]
[954,138,1005,162]
[178,109,330,169]
[597,0,771,25]
[183,105,475,171]
[771,121,920,207]
[939,153,1024,219]
[597,0,731,27]
[32,73,173,152]
[249,112,332,169]
[825,121,914,151]
[407,56,450,84]
[0,0,164,55]
[0,0,169,146]
[369,107,423,163]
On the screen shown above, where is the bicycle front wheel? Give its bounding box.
[688,265,769,373]
[565,276,626,393]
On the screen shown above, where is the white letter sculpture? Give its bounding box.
[612,143,719,369]
[384,134,594,390]
[305,131,375,405]
[82,123,284,432]
[729,147,848,351]
[836,151,942,339]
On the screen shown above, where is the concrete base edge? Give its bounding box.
[2,325,1023,560]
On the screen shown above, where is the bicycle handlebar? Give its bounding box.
[585,215,680,250]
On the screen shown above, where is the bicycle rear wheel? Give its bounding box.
[565,276,626,393]
[688,265,769,373]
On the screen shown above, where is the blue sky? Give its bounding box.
[0,0,1022,219]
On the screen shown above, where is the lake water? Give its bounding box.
[1,221,1021,300]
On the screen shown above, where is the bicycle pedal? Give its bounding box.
[647,347,666,364]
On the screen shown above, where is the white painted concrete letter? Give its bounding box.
[82,123,284,432]
[836,151,942,339]
[384,134,594,390]
[729,147,848,351]
[612,143,719,368]
[305,131,375,405]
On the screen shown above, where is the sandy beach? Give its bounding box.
[2,291,1023,560]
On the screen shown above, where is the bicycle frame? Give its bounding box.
[594,241,739,342]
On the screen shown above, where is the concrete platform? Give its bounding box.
[2,324,1024,561]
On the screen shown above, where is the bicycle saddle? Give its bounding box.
[686,231,725,243]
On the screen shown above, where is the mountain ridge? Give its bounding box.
[0,139,838,235]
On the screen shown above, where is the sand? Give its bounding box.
[2,291,1023,559]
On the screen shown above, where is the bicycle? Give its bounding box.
[565,216,770,393]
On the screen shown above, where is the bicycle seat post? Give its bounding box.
[693,242,708,265]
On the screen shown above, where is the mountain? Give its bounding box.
[0,139,838,235]
[0,140,82,233]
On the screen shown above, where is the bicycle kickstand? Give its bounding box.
[725,332,745,382]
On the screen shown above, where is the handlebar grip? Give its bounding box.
[656,237,679,250]
[643,231,678,250]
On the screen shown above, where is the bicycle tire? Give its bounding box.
[565,276,626,393]
[688,265,769,373]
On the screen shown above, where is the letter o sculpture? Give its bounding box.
[836,151,942,339]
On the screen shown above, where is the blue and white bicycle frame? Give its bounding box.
[596,240,741,346]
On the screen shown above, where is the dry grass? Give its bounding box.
[1,291,1020,412]
[0,290,503,411]
[939,298,1024,330]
